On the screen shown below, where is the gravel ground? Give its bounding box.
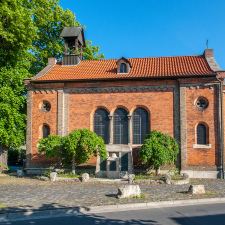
[0,173,225,213]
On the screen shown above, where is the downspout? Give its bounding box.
[216,75,224,179]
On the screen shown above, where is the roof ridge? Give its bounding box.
[75,54,204,63]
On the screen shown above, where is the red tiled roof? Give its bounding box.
[34,55,215,81]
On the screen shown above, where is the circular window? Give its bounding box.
[195,98,208,110]
[41,101,51,113]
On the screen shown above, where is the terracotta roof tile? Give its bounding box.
[34,55,215,81]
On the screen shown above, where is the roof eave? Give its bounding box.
[30,73,217,84]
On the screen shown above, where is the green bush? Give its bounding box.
[139,130,179,175]
[8,148,26,163]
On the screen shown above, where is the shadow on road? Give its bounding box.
[0,204,158,225]
[171,214,225,225]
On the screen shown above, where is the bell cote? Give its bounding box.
[60,26,86,66]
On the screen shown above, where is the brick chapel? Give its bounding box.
[24,26,225,178]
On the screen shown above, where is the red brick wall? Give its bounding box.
[69,90,174,136]
[186,86,218,165]
[31,91,58,162]
[69,89,174,164]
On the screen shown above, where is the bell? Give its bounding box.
[111,153,117,158]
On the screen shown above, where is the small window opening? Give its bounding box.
[120,63,127,73]
[197,124,206,145]
[43,125,50,139]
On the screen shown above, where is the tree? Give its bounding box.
[139,130,179,175]
[38,129,107,173]
[0,0,37,147]
[0,0,104,148]
[27,0,80,74]
[64,129,107,174]
[38,135,64,167]
[28,0,104,75]
[82,41,105,61]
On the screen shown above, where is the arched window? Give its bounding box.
[113,108,128,144]
[197,124,206,145]
[133,108,149,144]
[94,109,110,144]
[43,125,50,139]
[120,63,127,73]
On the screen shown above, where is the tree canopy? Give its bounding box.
[139,130,179,175]
[38,129,107,173]
[0,0,104,147]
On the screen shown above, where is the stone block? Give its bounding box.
[82,173,89,182]
[50,172,57,181]
[165,174,171,184]
[117,185,141,198]
[17,169,25,177]
[128,174,135,184]
[183,173,189,179]
[188,185,205,194]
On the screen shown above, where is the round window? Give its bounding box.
[195,98,208,110]
[41,101,51,113]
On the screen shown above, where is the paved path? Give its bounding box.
[1,174,225,214]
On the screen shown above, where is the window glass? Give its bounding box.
[113,108,128,144]
[120,63,127,73]
[197,124,206,144]
[94,109,110,144]
[133,108,149,144]
[43,125,50,139]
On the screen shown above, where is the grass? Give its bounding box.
[0,203,7,209]
[133,192,148,199]
[134,173,183,181]
[205,190,217,196]
[57,174,81,178]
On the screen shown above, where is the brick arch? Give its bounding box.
[110,105,129,116]
[130,105,150,115]
[90,106,110,132]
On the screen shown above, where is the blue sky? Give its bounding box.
[60,0,225,69]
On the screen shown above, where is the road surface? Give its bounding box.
[1,202,225,225]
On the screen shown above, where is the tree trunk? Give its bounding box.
[155,168,160,176]
[56,148,62,168]
[72,153,75,174]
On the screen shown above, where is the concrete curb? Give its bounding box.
[1,198,225,222]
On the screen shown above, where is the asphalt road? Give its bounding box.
[1,202,225,225]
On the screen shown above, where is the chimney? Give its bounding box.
[204,49,214,58]
[48,58,57,65]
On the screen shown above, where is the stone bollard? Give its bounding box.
[128,174,135,184]
[50,172,57,181]
[188,185,205,194]
[82,173,89,182]
[17,169,25,177]
[183,173,189,179]
[165,174,172,184]
[117,185,141,198]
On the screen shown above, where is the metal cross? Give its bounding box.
[197,99,206,108]
[43,103,51,111]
